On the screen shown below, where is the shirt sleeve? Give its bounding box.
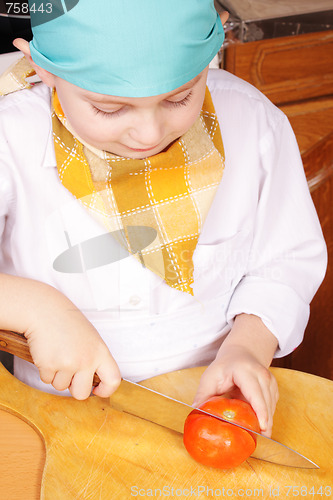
[226,113,327,357]
[0,127,14,258]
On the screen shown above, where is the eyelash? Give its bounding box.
[92,106,124,119]
[165,90,193,108]
[92,91,193,119]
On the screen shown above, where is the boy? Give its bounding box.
[0,0,327,439]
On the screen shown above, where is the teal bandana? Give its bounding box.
[28,0,225,97]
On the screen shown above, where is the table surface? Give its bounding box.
[0,364,332,500]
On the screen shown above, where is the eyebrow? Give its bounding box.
[85,73,202,104]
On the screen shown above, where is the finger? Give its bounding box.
[52,371,74,392]
[92,361,121,398]
[192,365,233,407]
[254,368,274,432]
[257,380,273,436]
[192,369,219,407]
[39,368,56,385]
[69,371,95,400]
[234,373,269,435]
[256,370,279,436]
[259,373,279,436]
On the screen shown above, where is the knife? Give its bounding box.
[0,329,319,469]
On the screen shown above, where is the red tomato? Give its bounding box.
[183,396,260,469]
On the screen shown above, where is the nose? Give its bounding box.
[129,109,164,148]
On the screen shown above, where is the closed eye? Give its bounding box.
[164,90,193,108]
[92,105,125,118]
[91,89,193,118]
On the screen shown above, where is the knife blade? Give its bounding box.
[111,378,319,469]
[0,329,319,468]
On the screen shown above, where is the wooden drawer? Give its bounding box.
[225,30,333,105]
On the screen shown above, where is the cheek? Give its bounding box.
[175,106,203,134]
[83,120,117,140]
[58,99,117,143]
[73,112,121,144]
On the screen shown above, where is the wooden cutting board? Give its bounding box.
[0,364,332,500]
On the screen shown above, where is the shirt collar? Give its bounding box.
[42,125,57,168]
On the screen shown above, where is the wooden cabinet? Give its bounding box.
[224,31,333,105]
[224,30,333,379]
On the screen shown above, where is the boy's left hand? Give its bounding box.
[192,344,279,438]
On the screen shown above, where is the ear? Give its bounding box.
[219,11,229,26]
[12,38,56,88]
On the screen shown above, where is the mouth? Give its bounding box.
[127,144,160,152]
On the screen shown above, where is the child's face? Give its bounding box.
[54,67,209,159]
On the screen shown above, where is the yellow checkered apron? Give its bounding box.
[52,90,225,294]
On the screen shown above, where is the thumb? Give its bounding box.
[92,360,121,398]
[192,369,234,408]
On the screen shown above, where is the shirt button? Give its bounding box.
[129,295,141,305]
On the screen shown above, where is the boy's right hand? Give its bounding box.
[24,292,121,400]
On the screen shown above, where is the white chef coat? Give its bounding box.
[0,69,327,395]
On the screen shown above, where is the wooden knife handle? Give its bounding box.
[0,329,101,387]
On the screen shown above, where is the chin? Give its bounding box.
[103,136,179,158]
[104,146,163,159]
